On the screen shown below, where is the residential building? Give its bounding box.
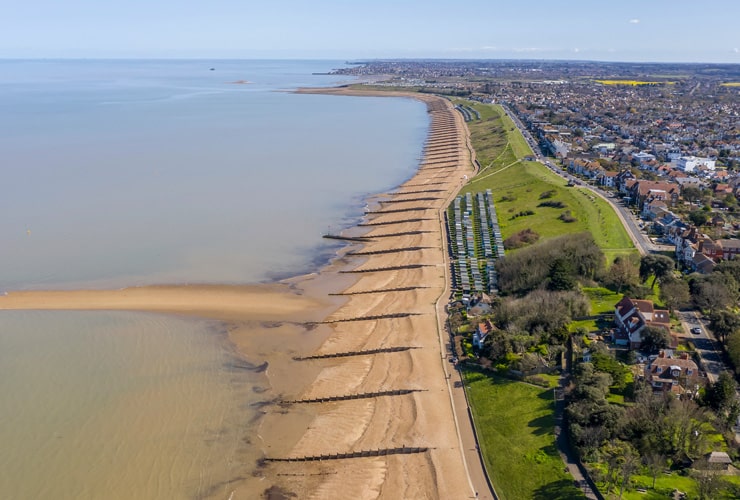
[614,297,671,349]
[644,350,701,395]
[676,156,716,172]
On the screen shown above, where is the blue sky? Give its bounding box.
[2,0,738,62]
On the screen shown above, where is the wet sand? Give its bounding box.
[0,90,476,499]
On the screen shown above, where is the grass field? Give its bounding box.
[464,369,586,500]
[452,102,635,263]
[595,80,675,86]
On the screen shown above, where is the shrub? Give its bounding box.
[510,210,535,220]
[504,228,540,249]
[539,190,556,199]
[559,210,577,223]
[538,200,567,209]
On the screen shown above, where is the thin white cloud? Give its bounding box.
[629,19,640,24]
[734,48,739,54]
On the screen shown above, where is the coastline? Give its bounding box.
[0,90,476,499]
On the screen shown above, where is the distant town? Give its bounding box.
[335,60,740,274]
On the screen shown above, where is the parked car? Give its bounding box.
[691,327,702,335]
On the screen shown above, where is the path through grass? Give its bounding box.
[463,369,585,500]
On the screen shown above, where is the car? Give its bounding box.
[691,327,702,335]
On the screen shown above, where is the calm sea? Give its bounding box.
[0,60,428,499]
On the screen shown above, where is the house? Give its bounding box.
[629,180,680,209]
[614,297,671,349]
[642,199,668,220]
[473,319,493,349]
[644,350,701,395]
[704,451,733,471]
[697,237,740,262]
[599,171,618,188]
[692,252,716,274]
[676,156,716,172]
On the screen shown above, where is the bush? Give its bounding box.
[504,228,540,249]
[524,375,550,387]
[510,210,535,220]
[559,210,577,223]
[538,200,567,209]
[539,190,556,199]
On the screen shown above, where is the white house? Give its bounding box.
[675,156,716,172]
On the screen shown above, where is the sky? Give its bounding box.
[1,0,739,63]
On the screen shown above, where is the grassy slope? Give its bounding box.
[453,101,635,264]
[464,370,585,500]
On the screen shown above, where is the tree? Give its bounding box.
[659,276,690,311]
[639,254,675,290]
[548,257,576,291]
[688,210,709,227]
[592,352,629,390]
[715,259,740,287]
[692,275,738,314]
[643,452,666,490]
[600,440,639,498]
[709,310,740,345]
[703,371,740,427]
[682,185,703,203]
[605,256,640,293]
[641,325,671,354]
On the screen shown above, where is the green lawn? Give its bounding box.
[451,102,635,262]
[583,287,623,314]
[463,369,585,500]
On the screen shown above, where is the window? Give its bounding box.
[687,369,693,375]
[656,366,662,374]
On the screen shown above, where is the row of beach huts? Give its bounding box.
[447,189,505,301]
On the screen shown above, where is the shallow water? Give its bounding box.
[0,60,429,499]
[0,311,262,500]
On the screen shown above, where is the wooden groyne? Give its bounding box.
[263,446,430,463]
[339,264,430,273]
[402,182,446,187]
[420,165,457,171]
[369,230,433,238]
[358,218,433,227]
[329,286,428,296]
[322,234,373,242]
[391,189,445,195]
[281,388,424,404]
[379,197,443,203]
[365,206,432,215]
[318,312,421,324]
[347,246,430,256]
[293,346,419,361]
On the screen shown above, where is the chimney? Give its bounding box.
[658,350,665,358]
[680,352,689,360]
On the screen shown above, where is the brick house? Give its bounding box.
[644,350,701,395]
[614,297,671,350]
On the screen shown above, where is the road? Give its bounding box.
[677,310,724,383]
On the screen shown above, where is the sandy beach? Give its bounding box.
[0,91,476,499]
